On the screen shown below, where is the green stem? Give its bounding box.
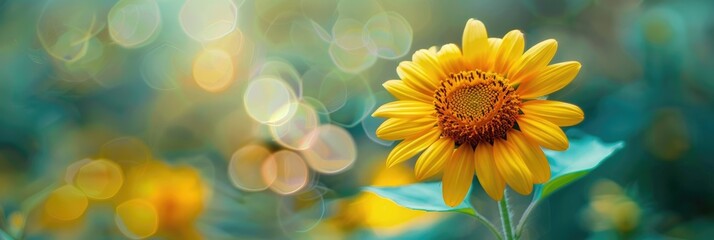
[515,199,538,239]
[499,190,515,240]
[471,211,503,240]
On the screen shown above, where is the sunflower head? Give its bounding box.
[373,19,584,206]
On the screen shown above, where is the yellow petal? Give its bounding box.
[508,39,558,85]
[517,114,569,151]
[376,116,437,141]
[382,80,433,103]
[520,100,584,126]
[494,30,524,73]
[462,19,489,69]
[385,128,441,167]
[474,143,506,200]
[437,43,465,74]
[412,49,447,82]
[485,38,502,71]
[507,130,550,183]
[372,101,434,119]
[516,61,581,99]
[397,61,438,95]
[493,139,533,195]
[442,144,475,207]
[414,137,454,180]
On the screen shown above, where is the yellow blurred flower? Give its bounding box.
[582,179,642,233]
[332,164,442,236]
[118,161,209,239]
[372,19,584,205]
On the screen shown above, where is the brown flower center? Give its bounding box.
[434,70,521,146]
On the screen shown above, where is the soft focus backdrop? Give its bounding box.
[1,0,713,239]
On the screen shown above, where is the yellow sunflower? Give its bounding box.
[372,19,584,206]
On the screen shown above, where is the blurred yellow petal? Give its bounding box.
[414,137,455,180]
[474,143,506,200]
[462,18,489,69]
[517,114,569,151]
[437,43,465,74]
[372,101,434,118]
[508,39,558,85]
[386,128,441,167]
[507,130,550,183]
[516,61,581,99]
[376,116,437,140]
[397,61,438,95]
[521,100,584,126]
[494,30,525,73]
[383,80,433,103]
[413,49,447,81]
[442,144,475,207]
[493,139,533,195]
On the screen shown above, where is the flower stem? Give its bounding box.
[515,199,538,239]
[499,190,515,240]
[472,211,503,240]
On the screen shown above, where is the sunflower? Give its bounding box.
[372,19,584,206]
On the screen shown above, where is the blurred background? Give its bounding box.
[1,0,713,239]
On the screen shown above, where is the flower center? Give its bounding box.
[434,70,521,146]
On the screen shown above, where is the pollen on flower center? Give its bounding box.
[434,70,521,146]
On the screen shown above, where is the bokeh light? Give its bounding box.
[229,144,274,191]
[270,102,320,150]
[192,48,235,92]
[36,0,104,62]
[107,0,161,48]
[301,124,357,174]
[141,44,190,90]
[364,11,413,59]
[74,159,124,200]
[115,199,159,239]
[262,150,310,195]
[44,185,89,221]
[179,0,239,42]
[243,77,298,125]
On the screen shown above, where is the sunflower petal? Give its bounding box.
[385,128,441,167]
[397,61,438,95]
[494,30,525,73]
[372,101,434,119]
[493,139,533,195]
[507,130,550,183]
[520,100,584,126]
[516,61,581,99]
[442,144,475,207]
[517,114,569,151]
[414,137,454,180]
[462,19,489,69]
[413,49,447,82]
[508,39,558,85]
[437,43,465,74]
[383,80,433,103]
[376,116,437,140]
[474,143,506,200]
[485,38,502,71]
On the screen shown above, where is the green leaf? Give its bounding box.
[363,181,476,216]
[0,229,13,240]
[534,131,625,201]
